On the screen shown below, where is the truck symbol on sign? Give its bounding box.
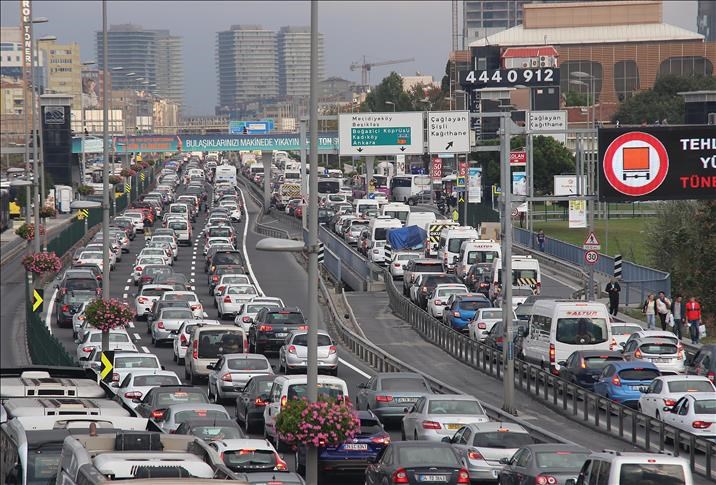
[622,147,650,181]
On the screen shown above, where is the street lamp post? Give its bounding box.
[385,101,396,112]
[101,0,110,305]
[80,60,97,188]
[28,18,48,253]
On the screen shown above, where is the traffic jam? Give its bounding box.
[1,151,712,485]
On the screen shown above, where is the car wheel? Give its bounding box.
[255,342,264,354]
[190,370,200,385]
[177,356,184,365]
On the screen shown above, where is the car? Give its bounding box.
[55,290,96,328]
[483,318,525,355]
[389,251,421,279]
[134,284,175,319]
[235,374,277,434]
[134,385,210,420]
[216,284,259,319]
[286,198,301,215]
[685,344,716,382]
[151,306,196,345]
[556,351,626,391]
[174,417,245,441]
[210,273,251,296]
[155,402,231,433]
[71,302,89,339]
[445,422,536,483]
[137,264,174,288]
[69,262,102,281]
[402,258,444,296]
[416,274,463,310]
[85,242,117,268]
[638,375,715,418]
[208,438,287,473]
[172,319,221,364]
[513,295,558,324]
[278,330,338,375]
[109,352,162,387]
[147,299,192,326]
[57,272,100,295]
[355,372,432,423]
[464,263,492,295]
[406,189,433,206]
[427,284,469,319]
[142,241,174,262]
[401,394,489,442]
[234,301,283,333]
[153,272,192,291]
[621,330,685,375]
[661,392,716,441]
[295,410,390,477]
[610,322,645,346]
[185,325,248,384]
[205,244,236,272]
[115,370,181,409]
[132,256,167,284]
[209,265,246,292]
[75,250,105,272]
[468,308,517,342]
[75,329,137,361]
[150,235,178,259]
[161,290,205,319]
[207,353,274,403]
[364,441,471,485]
[498,444,591,485]
[204,236,234,255]
[593,361,661,408]
[571,451,693,485]
[249,307,307,354]
[442,293,489,327]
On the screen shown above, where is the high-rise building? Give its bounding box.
[277,26,324,98]
[1,26,46,88]
[698,0,715,41]
[216,25,279,113]
[96,24,184,107]
[44,41,82,109]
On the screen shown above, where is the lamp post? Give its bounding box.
[28,18,48,253]
[79,60,97,187]
[101,0,110,305]
[385,100,396,112]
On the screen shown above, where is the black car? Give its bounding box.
[317,208,336,225]
[208,250,245,274]
[406,190,433,206]
[685,344,716,381]
[483,319,525,354]
[249,307,307,353]
[55,290,96,328]
[498,444,591,485]
[416,274,462,309]
[138,265,174,288]
[174,417,245,441]
[134,385,209,420]
[209,264,246,292]
[70,262,103,281]
[364,441,470,485]
[235,375,276,433]
[153,272,192,291]
[58,275,100,296]
[557,351,626,391]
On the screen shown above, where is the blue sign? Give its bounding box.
[367,193,376,200]
[229,120,274,135]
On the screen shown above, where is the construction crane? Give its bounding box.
[350,56,415,91]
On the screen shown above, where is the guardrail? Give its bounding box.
[383,269,714,480]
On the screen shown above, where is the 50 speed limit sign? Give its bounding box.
[584,250,599,265]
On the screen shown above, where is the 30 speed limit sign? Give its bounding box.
[584,250,599,265]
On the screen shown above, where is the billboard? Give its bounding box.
[598,126,716,201]
[81,70,100,109]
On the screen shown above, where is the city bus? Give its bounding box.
[390,174,432,203]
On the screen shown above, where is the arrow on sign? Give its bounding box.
[100,352,113,380]
[400,146,406,152]
[445,141,454,151]
[32,289,43,312]
[356,147,363,153]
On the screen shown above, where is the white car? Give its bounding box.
[132,256,167,284]
[134,284,175,318]
[611,322,644,346]
[76,329,137,361]
[206,438,287,473]
[137,248,172,266]
[204,237,234,256]
[145,240,175,261]
[212,274,251,296]
[216,284,259,319]
[638,375,715,419]
[234,301,282,333]
[122,211,145,232]
[110,352,162,388]
[76,251,105,272]
[150,235,178,259]
[389,252,421,279]
[622,330,686,375]
[661,393,716,441]
[116,370,182,409]
[468,308,517,342]
[161,291,205,319]
[172,319,221,364]
[84,244,117,269]
[427,284,468,319]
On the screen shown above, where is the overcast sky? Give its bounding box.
[1,1,698,115]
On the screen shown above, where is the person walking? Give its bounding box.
[671,295,685,340]
[656,291,671,331]
[605,278,621,317]
[536,230,546,252]
[643,294,657,330]
[685,297,702,344]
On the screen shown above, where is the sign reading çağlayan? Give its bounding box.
[598,126,716,202]
[459,68,559,88]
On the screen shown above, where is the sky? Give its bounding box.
[0,0,699,116]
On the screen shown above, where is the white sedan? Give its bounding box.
[76,251,105,272]
[468,308,517,342]
[150,235,178,259]
[638,375,715,419]
[234,300,283,333]
[137,248,172,266]
[204,237,234,256]
[134,284,175,319]
[76,329,137,362]
[427,284,468,319]
[216,284,259,320]
[132,256,167,284]
[161,291,205,319]
[661,393,716,441]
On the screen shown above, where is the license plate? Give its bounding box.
[636,386,649,392]
[396,397,416,403]
[652,358,669,363]
[492,469,499,478]
[419,475,448,482]
[446,423,461,430]
[275,332,288,338]
[343,443,368,450]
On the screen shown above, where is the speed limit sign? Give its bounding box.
[584,250,599,265]
[511,208,519,217]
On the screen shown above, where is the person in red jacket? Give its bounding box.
[685,297,702,344]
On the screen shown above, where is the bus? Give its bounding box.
[352,174,390,199]
[317,178,341,197]
[390,174,432,203]
[214,164,237,185]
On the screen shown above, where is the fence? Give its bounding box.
[25,284,76,366]
[382,269,714,480]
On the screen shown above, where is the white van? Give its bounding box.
[455,240,501,279]
[381,203,410,225]
[437,226,480,273]
[522,300,615,372]
[367,216,403,264]
[354,198,381,216]
[405,211,437,232]
[166,218,191,246]
[264,375,349,445]
[489,256,541,302]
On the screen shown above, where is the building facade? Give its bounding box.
[699,0,716,42]
[44,41,82,109]
[277,26,324,98]
[1,26,46,89]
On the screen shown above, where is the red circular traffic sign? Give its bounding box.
[602,131,669,197]
[584,250,599,265]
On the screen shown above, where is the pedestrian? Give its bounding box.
[536,230,546,252]
[671,295,685,340]
[605,277,621,317]
[685,297,702,344]
[656,291,671,331]
[643,294,657,329]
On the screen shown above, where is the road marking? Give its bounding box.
[133,332,141,340]
[128,321,135,328]
[338,358,371,378]
[122,293,128,299]
[238,188,264,296]
[126,278,132,283]
[124,285,130,291]
[191,286,196,291]
[191,272,195,277]
[141,346,150,353]
[45,287,59,334]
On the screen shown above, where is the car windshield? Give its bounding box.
[584,356,624,369]
[213,253,243,265]
[164,294,196,302]
[472,431,535,449]
[80,251,102,259]
[133,375,180,386]
[556,318,608,345]
[142,288,169,298]
[223,276,250,284]
[611,325,642,336]
[359,418,383,435]
[458,300,490,311]
[168,221,187,230]
[427,400,483,415]
[198,330,243,358]
[288,383,344,401]
[247,303,280,313]
[380,377,429,392]
[192,426,242,440]
[535,451,591,469]
[467,251,499,264]
[639,343,678,355]
[414,263,443,272]
[397,446,460,467]
[156,390,207,407]
[115,356,158,369]
[619,464,686,484]
[64,291,95,303]
[693,399,716,414]
[90,333,129,343]
[481,310,505,320]
[227,358,269,371]
[222,449,276,469]
[667,380,714,393]
[292,334,332,347]
[448,237,472,253]
[266,312,305,325]
[175,409,227,424]
[140,257,164,265]
[618,368,660,381]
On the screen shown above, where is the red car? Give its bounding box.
[294,205,303,219]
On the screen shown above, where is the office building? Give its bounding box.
[44,41,82,109]
[216,25,279,113]
[699,0,716,41]
[96,24,184,107]
[1,26,46,88]
[277,26,324,98]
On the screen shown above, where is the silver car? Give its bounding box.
[156,402,231,433]
[216,284,258,320]
[134,284,175,319]
[207,353,274,403]
[355,372,432,423]
[401,394,489,442]
[151,307,196,345]
[278,330,338,376]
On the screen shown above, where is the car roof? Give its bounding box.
[377,372,423,379]
[178,417,240,428]
[424,394,479,402]
[212,438,274,450]
[573,350,624,358]
[467,422,528,433]
[631,330,675,339]
[219,353,265,360]
[612,360,660,370]
[520,443,590,453]
[165,403,228,412]
[655,374,713,383]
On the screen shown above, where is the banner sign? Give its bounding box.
[568,200,587,228]
[468,167,482,203]
[431,157,442,180]
[71,137,106,154]
[460,68,559,89]
[114,135,181,153]
[599,126,716,201]
[512,172,527,196]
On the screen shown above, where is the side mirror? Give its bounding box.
[161,365,166,370]
[557,361,567,367]
[499,457,510,465]
[441,436,451,443]
[203,311,208,318]
[619,342,626,348]
[206,363,215,370]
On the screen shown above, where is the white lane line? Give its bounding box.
[191,286,196,291]
[124,286,130,291]
[238,188,264,296]
[128,321,135,328]
[45,287,59,334]
[133,332,141,340]
[190,272,196,277]
[122,293,128,299]
[126,278,132,283]
[141,346,150,353]
[338,358,371,378]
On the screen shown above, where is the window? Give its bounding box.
[473,431,535,449]
[515,449,531,467]
[560,61,603,102]
[596,460,611,484]
[658,57,713,77]
[619,464,686,484]
[427,399,484,415]
[556,318,608,345]
[614,60,640,101]
[380,377,429,391]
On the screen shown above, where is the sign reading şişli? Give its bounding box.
[339,113,424,156]
[459,68,560,88]
[427,111,470,154]
[599,126,716,201]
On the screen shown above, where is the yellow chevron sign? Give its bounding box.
[140,172,145,182]
[100,352,113,381]
[125,183,131,192]
[516,277,538,288]
[76,208,89,220]
[32,289,44,313]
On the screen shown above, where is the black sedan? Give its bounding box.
[685,344,716,382]
[55,290,96,328]
[498,444,590,485]
[174,417,245,441]
[365,441,470,485]
[235,375,276,433]
[557,351,625,391]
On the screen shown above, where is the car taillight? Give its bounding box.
[467,449,484,460]
[180,334,188,346]
[479,282,489,288]
[457,469,470,484]
[394,263,401,268]
[258,324,273,332]
[288,345,297,354]
[280,395,287,408]
[254,396,267,407]
[212,275,219,282]
[477,322,486,329]
[274,454,288,471]
[112,372,119,382]
[536,475,557,485]
[611,374,622,387]
[392,468,409,484]
[421,420,441,430]
[222,372,233,382]
[135,266,142,272]
[151,409,166,420]
[434,299,442,306]
[82,346,94,353]
[634,348,643,359]
[192,339,198,359]
[62,305,70,312]
[453,311,461,318]
[297,325,309,330]
[371,435,390,445]
[375,395,393,402]
[549,343,555,365]
[216,285,225,293]
[693,421,712,429]
[610,337,617,350]
[677,344,684,359]
[124,391,142,399]
[223,296,232,303]
[329,345,337,354]
[191,304,202,310]
[708,371,715,383]
[242,316,251,323]
[156,321,165,329]
[581,358,587,369]
[663,399,677,407]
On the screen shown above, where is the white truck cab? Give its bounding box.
[437,226,480,273]
[455,239,501,279]
[489,256,542,302]
[366,216,402,264]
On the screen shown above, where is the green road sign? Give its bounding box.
[351,127,412,147]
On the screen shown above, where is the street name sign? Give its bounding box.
[339,113,424,156]
[427,111,470,154]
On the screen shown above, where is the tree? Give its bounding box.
[360,72,450,112]
[612,74,716,124]
[564,91,588,106]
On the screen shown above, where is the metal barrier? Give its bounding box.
[383,269,714,480]
[25,298,76,367]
